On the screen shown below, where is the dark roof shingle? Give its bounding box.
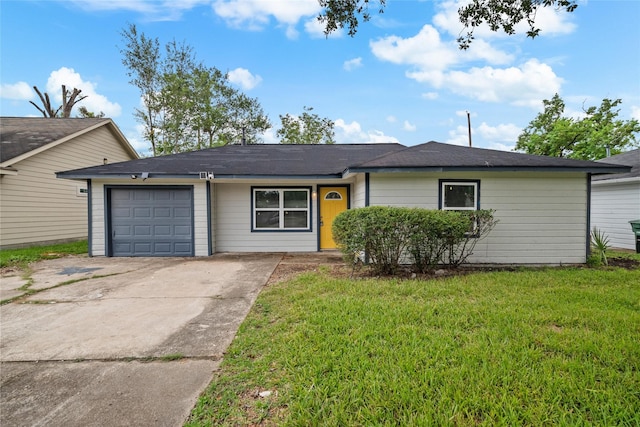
[0,117,111,163]
[593,148,640,181]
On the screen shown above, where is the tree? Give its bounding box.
[29,85,87,118]
[120,24,271,155]
[514,94,640,160]
[318,0,578,49]
[277,106,335,145]
[77,106,105,118]
[120,24,162,155]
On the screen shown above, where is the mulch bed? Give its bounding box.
[266,254,640,285]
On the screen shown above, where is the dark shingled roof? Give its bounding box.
[593,148,640,181]
[57,140,630,179]
[349,141,630,173]
[57,143,407,178]
[1,117,113,163]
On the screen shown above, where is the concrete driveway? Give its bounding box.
[0,253,282,427]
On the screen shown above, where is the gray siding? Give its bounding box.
[213,182,318,252]
[0,126,135,248]
[90,180,209,257]
[369,172,588,264]
[591,180,640,250]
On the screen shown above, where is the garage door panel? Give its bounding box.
[134,225,151,236]
[154,207,171,217]
[110,187,193,256]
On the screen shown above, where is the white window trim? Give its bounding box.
[441,181,478,211]
[253,188,311,231]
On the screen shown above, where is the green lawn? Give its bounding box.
[187,263,640,426]
[0,240,88,268]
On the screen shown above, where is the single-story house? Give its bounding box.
[56,141,629,264]
[0,117,139,249]
[591,148,640,250]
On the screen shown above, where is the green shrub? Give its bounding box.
[590,227,610,266]
[406,209,470,273]
[332,206,413,275]
[333,207,497,274]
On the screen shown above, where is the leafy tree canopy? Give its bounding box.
[277,106,336,144]
[120,24,271,156]
[318,0,578,49]
[514,94,640,160]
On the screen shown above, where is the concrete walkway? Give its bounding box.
[0,253,282,427]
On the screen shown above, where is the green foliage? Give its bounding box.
[318,0,577,49]
[457,0,578,49]
[332,206,413,275]
[590,227,610,266]
[277,106,335,145]
[119,24,271,156]
[515,94,640,160]
[332,206,497,273]
[187,267,640,426]
[0,241,88,268]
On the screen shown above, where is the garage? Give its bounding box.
[108,187,194,256]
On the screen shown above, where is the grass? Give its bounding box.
[186,261,640,426]
[0,240,88,268]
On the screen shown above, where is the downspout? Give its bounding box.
[364,173,370,207]
[206,180,213,255]
[586,173,592,259]
[364,173,370,264]
[87,179,92,257]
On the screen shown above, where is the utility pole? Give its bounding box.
[466,111,472,147]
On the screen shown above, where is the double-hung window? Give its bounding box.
[440,180,480,235]
[253,188,311,231]
[440,180,479,211]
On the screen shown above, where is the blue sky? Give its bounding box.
[1,0,639,156]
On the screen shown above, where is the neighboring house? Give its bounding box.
[591,149,640,250]
[57,141,628,264]
[0,117,139,249]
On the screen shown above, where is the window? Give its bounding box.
[440,181,479,211]
[253,188,311,230]
[324,191,343,200]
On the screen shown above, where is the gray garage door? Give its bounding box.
[110,187,194,256]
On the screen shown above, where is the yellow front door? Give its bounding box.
[319,187,348,250]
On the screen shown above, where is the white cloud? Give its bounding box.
[343,57,363,71]
[438,59,563,106]
[386,115,397,123]
[0,82,33,100]
[446,121,521,151]
[403,120,416,132]
[476,122,522,143]
[68,0,211,21]
[45,67,121,117]
[213,0,320,37]
[335,119,400,144]
[433,0,576,40]
[261,128,279,144]
[422,92,439,100]
[631,105,640,121]
[227,68,262,90]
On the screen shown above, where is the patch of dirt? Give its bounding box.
[608,257,640,269]
[266,253,640,285]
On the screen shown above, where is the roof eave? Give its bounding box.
[345,166,632,174]
[56,172,345,180]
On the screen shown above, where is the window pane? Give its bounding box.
[284,191,308,208]
[255,190,280,208]
[255,211,279,228]
[284,211,308,228]
[444,184,475,208]
[284,211,307,228]
[325,191,342,200]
